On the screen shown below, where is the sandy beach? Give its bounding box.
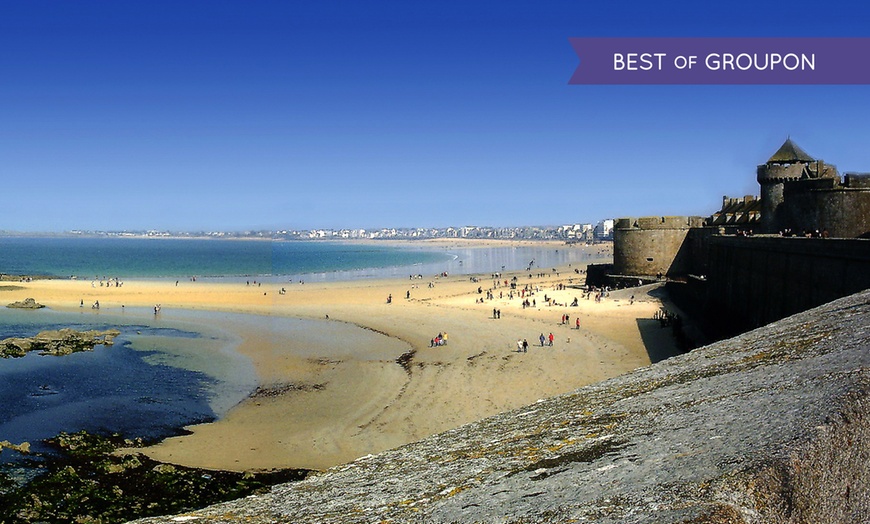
[2,241,679,472]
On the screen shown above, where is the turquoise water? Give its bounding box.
[0,237,449,280]
[0,237,602,282]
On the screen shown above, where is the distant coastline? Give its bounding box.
[0,219,615,244]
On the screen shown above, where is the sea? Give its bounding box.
[0,236,600,282]
[0,237,604,466]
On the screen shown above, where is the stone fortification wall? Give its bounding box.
[706,236,870,335]
[613,216,706,277]
[133,289,870,524]
[780,180,870,238]
[758,168,870,237]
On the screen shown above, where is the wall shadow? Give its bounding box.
[636,318,685,364]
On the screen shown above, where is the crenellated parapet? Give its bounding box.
[757,162,807,182]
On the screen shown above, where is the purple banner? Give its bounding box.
[568,38,870,84]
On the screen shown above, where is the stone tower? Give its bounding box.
[756,138,838,234]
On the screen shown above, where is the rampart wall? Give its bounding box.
[705,236,870,336]
[613,216,706,277]
[781,184,870,238]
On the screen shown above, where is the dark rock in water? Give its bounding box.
[6,297,45,309]
[0,431,309,524]
[1,328,121,358]
[132,289,870,524]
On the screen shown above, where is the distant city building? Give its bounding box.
[67,220,620,242]
[594,219,614,241]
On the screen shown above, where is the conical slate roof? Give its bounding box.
[768,138,815,163]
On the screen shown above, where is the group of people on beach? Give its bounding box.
[92,277,123,288]
[429,332,448,347]
[560,314,581,329]
[516,332,556,352]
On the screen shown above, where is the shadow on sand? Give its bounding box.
[636,318,685,364]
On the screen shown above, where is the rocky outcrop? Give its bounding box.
[1,328,121,358]
[131,289,870,524]
[0,440,30,455]
[6,297,45,309]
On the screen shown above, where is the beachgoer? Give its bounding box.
[548,332,554,346]
[517,339,523,352]
[539,333,546,346]
[522,339,528,352]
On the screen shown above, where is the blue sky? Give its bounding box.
[2,1,869,232]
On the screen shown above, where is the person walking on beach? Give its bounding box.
[522,339,528,352]
[548,332,554,346]
[576,317,580,330]
[517,339,524,352]
[539,333,546,347]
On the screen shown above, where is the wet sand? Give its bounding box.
[3,242,678,472]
